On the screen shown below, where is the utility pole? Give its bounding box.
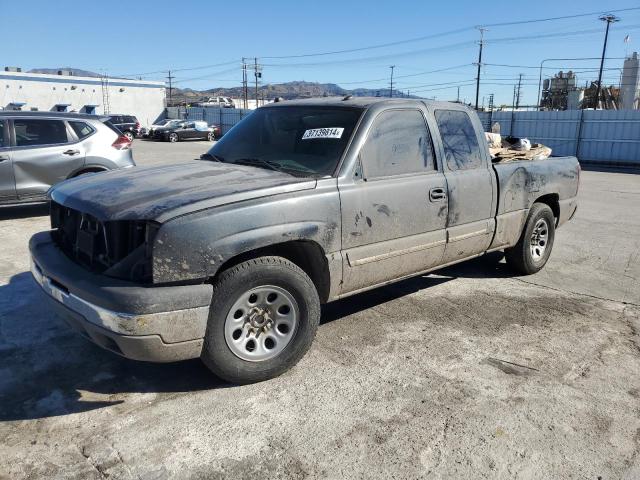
[515,73,523,109]
[254,57,261,108]
[474,27,487,110]
[457,86,460,103]
[512,85,517,110]
[595,14,620,109]
[241,58,247,110]
[166,70,174,107]
[389,65,395,98]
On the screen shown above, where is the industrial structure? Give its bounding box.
[540,52,640,111]
[0,68,166,127]
[621,52,640,110]
[541,71,577,110]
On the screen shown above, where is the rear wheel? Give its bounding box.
[168,132,179,143]
[207,131,215,141]
[505,203,555,274]
[201,256,320,384]
[123,131,134,142]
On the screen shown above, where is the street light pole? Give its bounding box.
[594,14,620,109]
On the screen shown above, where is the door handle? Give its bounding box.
[429,187,447,202]
[63,149,80,156]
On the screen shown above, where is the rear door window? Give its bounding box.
[434,110,483,170]
[14,119,69,147]
[362,109,436,178]
[69,121,94,140]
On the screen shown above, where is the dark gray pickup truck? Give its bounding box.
[30,98,579,383]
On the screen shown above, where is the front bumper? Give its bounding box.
[29,231,213,362]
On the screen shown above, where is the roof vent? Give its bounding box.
[342,95,353,101]
[4,66,22,72]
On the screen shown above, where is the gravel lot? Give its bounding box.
[1,139,639,479]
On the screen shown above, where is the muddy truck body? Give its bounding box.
[29,98,579,383]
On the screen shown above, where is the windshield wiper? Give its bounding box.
[233,158,286,173]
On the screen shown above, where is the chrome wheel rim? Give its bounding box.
[207,132,214,141]
[169,133,178,142]
[224,285,299,362]
[530,218,549,261]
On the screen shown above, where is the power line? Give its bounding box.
[259,23,640,69]
[258,6,640,60]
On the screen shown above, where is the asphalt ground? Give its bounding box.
[1,138,639,479]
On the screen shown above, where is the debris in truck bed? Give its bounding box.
[485,132,552,162]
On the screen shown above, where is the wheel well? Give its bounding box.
[70,167,107,178]
[213,241,331,303]
[533,194,560,225]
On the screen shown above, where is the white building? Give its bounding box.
[0,68,166,127]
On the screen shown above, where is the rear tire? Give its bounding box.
[124,131,134,142]
[207,131,215,141]
[505,203,555,274]
[201,256,320,384]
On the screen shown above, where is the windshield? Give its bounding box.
[162,119,179,126]
[205,106,362,177]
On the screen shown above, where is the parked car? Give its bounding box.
[194,97,235,108]
[149,120,219,142]
[107,114,142,141]
[0,111,134,206]
[29,98,579,384]
[146,118,182,138]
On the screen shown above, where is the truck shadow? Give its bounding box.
[0,203,49,220]
[0,252,515,421]
[0,272,229,422]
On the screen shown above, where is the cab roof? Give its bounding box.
[262,96,473,112]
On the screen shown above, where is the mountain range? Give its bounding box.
[27,68,413,99]
[173,81,411,101]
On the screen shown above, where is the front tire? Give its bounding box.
[505,203,555,274]
[207,131,215,141]
[201,256,320,384]
[168,132,179,143]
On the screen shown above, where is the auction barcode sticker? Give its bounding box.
[302,127,344,140]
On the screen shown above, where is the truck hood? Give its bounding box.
[50,161,316,223]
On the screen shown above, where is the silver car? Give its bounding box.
[0,112,135,206]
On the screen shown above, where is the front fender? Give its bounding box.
[150,187,341,284]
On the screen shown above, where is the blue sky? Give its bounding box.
[2,0,640,106]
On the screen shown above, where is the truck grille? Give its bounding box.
[50,201,156,282]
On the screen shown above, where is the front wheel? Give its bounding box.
[201,256,320,384]
[505,203,555,274]
[168,132,179,143]
[207,131,215,141]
